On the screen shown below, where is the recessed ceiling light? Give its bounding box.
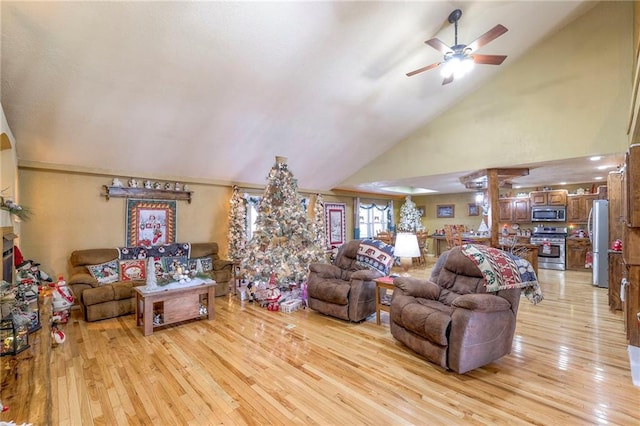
[594,176,604,180]
[590,156,602,161]
[380,186,437,194]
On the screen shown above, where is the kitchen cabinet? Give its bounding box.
[498,198,530,223]
[623,261,640,346]
[529,189,567,206]
[624,144,640,227]
[609,252,623,311]
[566,238,591,271]
[608,171,624,243]
[567,193,597,223]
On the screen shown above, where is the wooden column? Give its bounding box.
[459,167,529,248]
[486,169,500,247]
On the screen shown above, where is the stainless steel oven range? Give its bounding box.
[530,226,568,271]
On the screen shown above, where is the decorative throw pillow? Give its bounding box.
[119,259,147,281]
[187,257,213,272]
[356,239,395,275]
[151,257,166,278]
[86,260,120,285]
[161,256,188,275]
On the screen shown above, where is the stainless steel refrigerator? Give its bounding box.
[588,199,609,288]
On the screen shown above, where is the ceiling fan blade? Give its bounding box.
[466,24,508,52]
[406,62,441,77]
[425,38,452,55]
[473,54,507,65]
[442,75,454,85]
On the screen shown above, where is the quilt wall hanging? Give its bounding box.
[324,202,346,250]
[126,199,176,247]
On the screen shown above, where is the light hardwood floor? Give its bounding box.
[8,264,640,425]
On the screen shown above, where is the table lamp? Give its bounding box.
[394,232,421,276]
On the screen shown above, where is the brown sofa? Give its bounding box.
[68,242,233,322]
[390,246,522,373]
[307,240,384,322]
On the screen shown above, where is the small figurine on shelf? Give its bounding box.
[144,180,152,189]
[265,273,281,311]
[112,178,123,187]
[51,321,66,346]
[146,257,158,289]
[164,182,172,190]
[128,178,138,188]
[175,182,181,191]
[28,260,53,285]
[246,282,255,302]
[199,304,208,315]
[183,184,189,192]
[153,182,162,189]
[52,276,74,323]
[52,310,69,324]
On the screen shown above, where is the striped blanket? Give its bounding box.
[461,244,543,305]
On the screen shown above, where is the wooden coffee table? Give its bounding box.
[134,282,215,336]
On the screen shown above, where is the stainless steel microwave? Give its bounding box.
[531,206,566,222]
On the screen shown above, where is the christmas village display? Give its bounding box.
[230,157,325,310]
[0,258,69,356]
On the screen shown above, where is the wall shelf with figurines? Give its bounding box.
[103,178,193,203]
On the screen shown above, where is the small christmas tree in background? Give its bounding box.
[227,185,247,261]
[313,194,326,251]
[241,157,324,286]
[398,195,423,232]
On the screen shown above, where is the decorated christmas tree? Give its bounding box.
[312,194,326,250]
[241,157,324,286]
[398,195,423,232]
[227,185,247,261]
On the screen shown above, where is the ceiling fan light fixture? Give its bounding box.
[458,56,475,77]
[440,57,459,78]
[441,55,474,80]
[406,9,507,82]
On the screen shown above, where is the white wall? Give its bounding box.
[341,1,632,187]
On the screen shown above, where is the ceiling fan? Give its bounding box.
[407,9,508,85]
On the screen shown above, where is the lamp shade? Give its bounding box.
[394,233,420,258]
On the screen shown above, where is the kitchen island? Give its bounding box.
[430,234,538,275]
[430,234,490,257]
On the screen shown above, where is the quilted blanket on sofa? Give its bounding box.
[461,244,543,305]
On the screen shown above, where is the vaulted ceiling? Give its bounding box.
[1,1,623,196]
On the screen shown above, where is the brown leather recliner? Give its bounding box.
[307,240,384,322]
[390,246,521,373]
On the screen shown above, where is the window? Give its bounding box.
[359,202,391,238]
[245,195,261,240]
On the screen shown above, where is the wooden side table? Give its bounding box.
[374,276,395,325]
